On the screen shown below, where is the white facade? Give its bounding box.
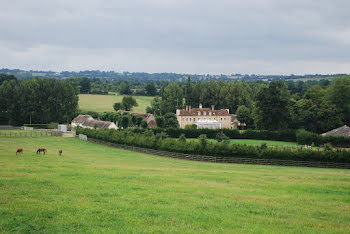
[194,119,222,129]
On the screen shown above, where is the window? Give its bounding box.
[190,118,191,121]
[224,118,226,121]
[221,118,223,121]
[186,118,188,121]
[193,118,195,121]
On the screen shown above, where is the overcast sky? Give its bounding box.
[1,0,350,75]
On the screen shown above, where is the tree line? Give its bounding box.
[0,76,78,125]
[146,76,350,133]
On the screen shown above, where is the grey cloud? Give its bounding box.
[0,0,349,74]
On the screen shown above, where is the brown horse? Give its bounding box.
[16,148,23,155]
[36,148,47,155]
[58,149,62,156]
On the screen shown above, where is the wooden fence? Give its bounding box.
[0,130,61,137]
[85,138,350,169]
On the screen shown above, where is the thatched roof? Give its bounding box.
[72,115,115,129]
[321,125,350,137]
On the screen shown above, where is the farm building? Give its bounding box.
[71,115,118,130]
[321,125,350,137]
[117,110,157,128]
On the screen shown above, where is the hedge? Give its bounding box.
[77,128,350,163]
[131,128,297,142]
[296,129,350,148]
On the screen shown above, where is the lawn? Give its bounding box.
[186,138,298,147]
[1,137,350,233]
[78,94,154,113]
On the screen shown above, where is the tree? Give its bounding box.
[0,78,78,125]
[219,81,252,113]
[326,76,350,125]
[79,77,91,94]
[119,81,132,95]
[140,120,148,128]
[185,76,198,106]
[236,105,253,125]
[160,82,183,114]
[145,82,157,96]
[253,81,291,130]
[113,103,122,111]
[121,96,138,111]
[155,116,165,128]
[199,81,219,108]
[178,133,186,142]
[146,97,162,116]
[0,74,17,86]
[290,99,317,131]
[163,113,179,128]
[120,115,130,129]
[198,134,208,153]
[315,100,343,133]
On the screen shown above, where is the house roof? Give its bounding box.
[321,125,350,137]
[83,119,115,129]
[72,115,93,124]
[72,115,115,129]
[178,108,230,116]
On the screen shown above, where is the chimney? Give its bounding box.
[186,105,188,111]
[211,105,215,111]
[199,104,202,109]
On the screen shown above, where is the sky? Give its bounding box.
[0,0,350,75]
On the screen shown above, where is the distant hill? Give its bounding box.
[0,68,347,82]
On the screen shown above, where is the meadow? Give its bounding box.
[78,94,154,113]
[1,136,350,233]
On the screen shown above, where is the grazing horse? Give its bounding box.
[16,148,23,155]
[58,149,62,156]
[36,148,47,155]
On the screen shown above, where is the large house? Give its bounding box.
[117,110,157,128]
[176,104,236,129]
[71,115,118,130]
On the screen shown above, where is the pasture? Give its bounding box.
[1,137,350,233]
[78,94,154,113]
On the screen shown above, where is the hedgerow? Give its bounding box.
[130,128,297,142]
[77,128,350,163]
[296,129,350,147]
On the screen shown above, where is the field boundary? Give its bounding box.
[0,130,62,137]
[86,138,350,169]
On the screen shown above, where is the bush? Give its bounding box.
[296,129,322,146]
[296,129,350,147]
[76,128,350,163]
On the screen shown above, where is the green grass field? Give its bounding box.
[78,94,154,113]
[1,137,350,233]
[186,138,298,147]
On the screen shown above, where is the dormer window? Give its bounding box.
[198,111,201,116]
[209,112,212,116]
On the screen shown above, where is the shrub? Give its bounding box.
[76,128,350,163]
[296,129,322,146]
